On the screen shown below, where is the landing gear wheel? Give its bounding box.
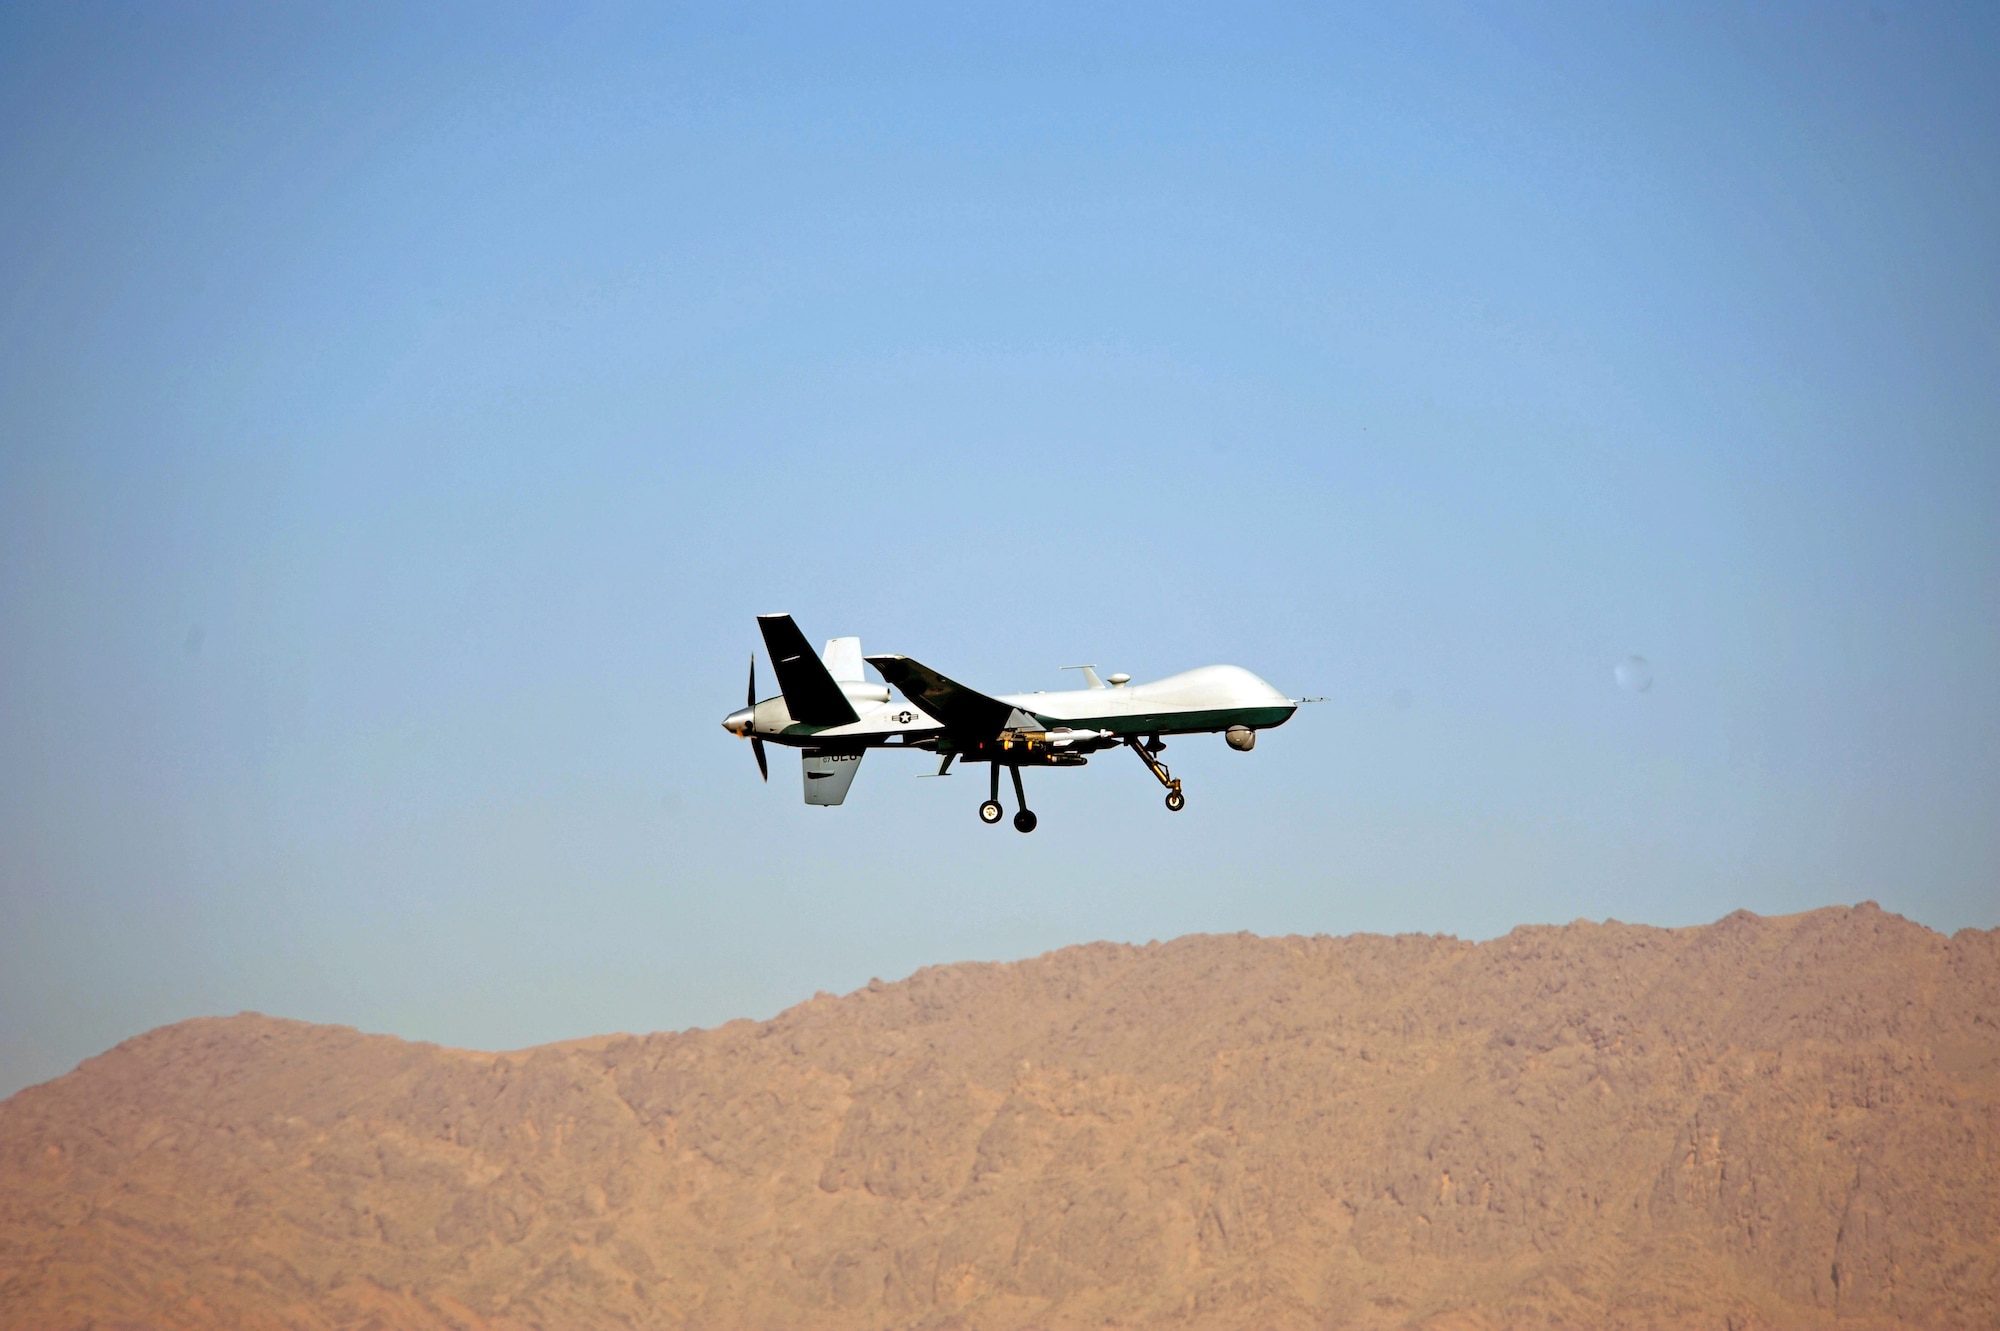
[1013,809,1039,834]
[979,800,1004,824]
[1164,790,1186,812]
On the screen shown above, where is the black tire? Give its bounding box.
[979,800,1004,824]
[1165,790,1186,812]
[1013,809,1038,833]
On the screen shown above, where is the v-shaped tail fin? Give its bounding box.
[758,615,859,727]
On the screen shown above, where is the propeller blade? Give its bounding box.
[745,655,767,779]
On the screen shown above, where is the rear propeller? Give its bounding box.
[748,655,767,781]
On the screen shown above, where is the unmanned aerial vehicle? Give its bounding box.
[722,614,1302,832]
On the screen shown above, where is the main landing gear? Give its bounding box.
[979,762,1037,832]
[1129,735,1187,812]
[973,740,1185,828]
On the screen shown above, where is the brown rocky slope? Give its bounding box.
[2,904,1996,1330]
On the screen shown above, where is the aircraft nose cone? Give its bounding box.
[722,707,755,738]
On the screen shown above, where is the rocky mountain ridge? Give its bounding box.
[2,903,1995,1328]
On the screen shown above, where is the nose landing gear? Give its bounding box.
[1128,735,1187,812]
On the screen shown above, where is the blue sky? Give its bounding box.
[3,3,1995,1097]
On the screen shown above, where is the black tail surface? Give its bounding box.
[757,615,859,727]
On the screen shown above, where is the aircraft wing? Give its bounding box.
[759,614,860,727]
[867,654,1018,738]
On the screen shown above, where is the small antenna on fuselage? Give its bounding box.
[1060,664,1107,690]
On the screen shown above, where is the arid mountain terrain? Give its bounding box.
[1,903,1995,1330]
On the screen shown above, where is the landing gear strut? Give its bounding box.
[1128,735,1187,812]
[979,763,1004,824]
[1009,765,1037,833]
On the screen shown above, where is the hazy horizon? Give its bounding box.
[4,3,1996,1099]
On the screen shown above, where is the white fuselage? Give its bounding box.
[1000,665,1294,728]
[755,665,1295,748]
[750,679,940,745]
